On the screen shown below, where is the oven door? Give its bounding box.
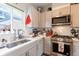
[52,41,71,56]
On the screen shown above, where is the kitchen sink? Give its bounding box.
[6,39,30,48]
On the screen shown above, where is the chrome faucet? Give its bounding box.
[13,29,24,40]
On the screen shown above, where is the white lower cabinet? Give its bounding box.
[21,38,43,56]
[73,42,79,56]
[28,45,37,56]
[36,39,43,56]
[19,52,29,56]
[22,39,43,56]
[73,46,79,56]
[20,45,37,56]
[20,46,37,56]
[28,39,43,56]
[6,38,44,56]
[44,37,52,55]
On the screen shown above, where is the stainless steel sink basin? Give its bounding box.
[6,39,30,48]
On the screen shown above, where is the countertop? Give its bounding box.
[0,35,44,56]
[72,38,79,42]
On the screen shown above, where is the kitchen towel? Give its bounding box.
[25,15,31,25]
[58,42,64,53]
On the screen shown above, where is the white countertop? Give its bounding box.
[72,38,79,42]
[0,35,44,56]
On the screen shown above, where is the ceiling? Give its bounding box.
[11,3,69,8]
[10,3,69,11]
[52,3,69,7]
[30,3,52,8]
[30,3,69,8]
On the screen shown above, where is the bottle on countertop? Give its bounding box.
[46,29,53,36]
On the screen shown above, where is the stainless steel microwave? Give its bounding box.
[52,15,71,25]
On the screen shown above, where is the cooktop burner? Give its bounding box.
[51,35,73,43]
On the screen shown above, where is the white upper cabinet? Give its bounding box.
[71,4,79,27]
[37,39,43,56]
[39,4,71,28]
[39,11,52,28]
[31,7,40,28]
[40,12,46,28]
[52,4,70,17]
[45,11,52,27]
[46,11,52,19]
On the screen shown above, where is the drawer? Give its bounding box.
[73,46,79,56]
[44,48,52,55]
[73,42,79,47]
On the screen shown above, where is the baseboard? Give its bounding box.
[42,53,51,56]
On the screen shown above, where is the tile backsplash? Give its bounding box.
[52,26,72,36]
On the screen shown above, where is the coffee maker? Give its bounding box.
[32,28,39,37]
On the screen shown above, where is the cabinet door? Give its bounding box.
[40,12,46,27]
[44,37,52,55]
[52,9,59,17]
[36,11,39,27]
[45,11,52,27]
[73,42,79,56]
[28,45,37,56]
[52,4,70,17]
[19,52,29,56]
[71,4,79,27]
[46,11,52,19]
[37,39,43,56]
[59,4,70,16]
[31,7,39,28]
[31,7,36,27]
[38,12,41,27]
[73,46,79,56]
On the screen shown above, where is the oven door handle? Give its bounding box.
[52,41,71,45]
